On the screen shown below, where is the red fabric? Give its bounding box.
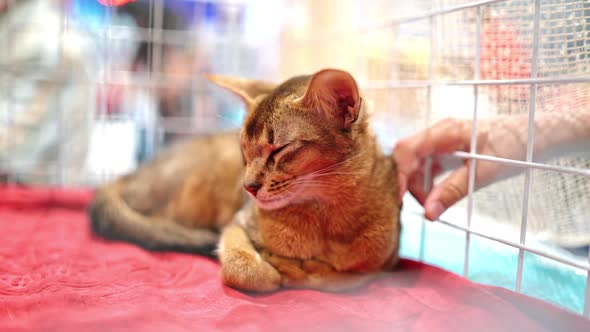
[1,186,588,332]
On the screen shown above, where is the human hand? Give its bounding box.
[393,117,530,221]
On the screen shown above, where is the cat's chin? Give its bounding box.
[254,193,297,211]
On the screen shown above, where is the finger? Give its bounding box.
[393,118,470,203]
[407,170,427,205]
[397,171,407,203]
[398,119,471,161]
[406,164,441,206]
[423,165,470,221]
[393,140,421,177]
[393,141,421,202]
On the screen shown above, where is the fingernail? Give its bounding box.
[426,200,445,221]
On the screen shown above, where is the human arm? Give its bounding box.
[393,110,590,221]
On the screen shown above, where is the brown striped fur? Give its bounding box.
[89,69,401,292]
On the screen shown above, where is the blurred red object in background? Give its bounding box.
[98,0,136,7]
[96,83,124,115]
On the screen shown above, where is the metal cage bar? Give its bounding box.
[363,77,590,89]
[54,1,66,186]
[319,0,510,36]
[515,0,542,293]
[418,15,436,262]
[451,151,590,178]
[150,0,165,151]
[431,214,590,271]
[98,3,115,184]
[463,5,483,278]
[400,199,590,272]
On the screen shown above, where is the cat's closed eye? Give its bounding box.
[274,143,311,168]
[269,144,290,161]
[269,142,304,167]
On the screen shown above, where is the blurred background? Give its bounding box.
[0,0,588,316]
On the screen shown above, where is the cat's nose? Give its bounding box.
[244,182,262,196]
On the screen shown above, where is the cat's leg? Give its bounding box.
[218,224,281,292]
[300,259,387,292]
[263,252,384,292]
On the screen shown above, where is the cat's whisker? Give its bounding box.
[293,183,335,189]
[291,177,340,185]
[302,152,366,177]
[271,185,295,196]
[292,181,336,186]
[313,156,363,175]
[293,172,363,185]
[305,171,364,178]
[292,183,341,190]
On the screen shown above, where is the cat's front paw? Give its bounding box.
[261,251,316,289]
[262,251,306,281]
[221,248,281,292]
[302,259,336,274]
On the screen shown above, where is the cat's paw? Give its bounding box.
[261,251,317,289]
[221,248,281,292]
[262,250,307,282]
[302,259,334,274]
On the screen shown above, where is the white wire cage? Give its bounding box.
[0,0,588,319]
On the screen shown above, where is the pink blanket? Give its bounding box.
[1,185,588,331]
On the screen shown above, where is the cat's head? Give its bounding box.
[208,69,365,210]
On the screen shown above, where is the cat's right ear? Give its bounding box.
[293,69,361,130]
[206,74,276,109]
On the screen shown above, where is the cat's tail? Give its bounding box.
[88,178,219,257]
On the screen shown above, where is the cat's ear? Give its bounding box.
[294,69,361,130]
[206,74,276,108]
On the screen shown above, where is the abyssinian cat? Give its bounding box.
[89,69,401,292]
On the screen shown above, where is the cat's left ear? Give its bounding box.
[206,74,276,108]
[294,69,361,130]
